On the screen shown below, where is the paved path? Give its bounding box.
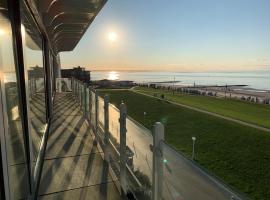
[132,89,270,133]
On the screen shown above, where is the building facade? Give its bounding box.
[0,0,106,199]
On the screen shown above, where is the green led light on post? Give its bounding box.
[163,158,168,164]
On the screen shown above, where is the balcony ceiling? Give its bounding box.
[37,0,107,52]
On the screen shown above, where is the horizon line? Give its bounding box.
[60,67,270,73]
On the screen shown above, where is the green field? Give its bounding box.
[99,89,270,200]
[134,87,270,129]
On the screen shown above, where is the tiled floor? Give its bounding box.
[38,93,121,200]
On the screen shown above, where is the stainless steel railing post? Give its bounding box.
[152,122,164,200]
[78,82,81,105]
[71,78,74,94]
[119,103,127,196]
[80,83,83,107]
[95,90,99,140]
[89,90,92,125]
[104,95,109,162]
[76,81,78,97]
[83,83,87,117]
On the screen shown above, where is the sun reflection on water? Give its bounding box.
[108,71,119,80]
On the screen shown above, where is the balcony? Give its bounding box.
[38,92,120,199]
[37,78,244,200]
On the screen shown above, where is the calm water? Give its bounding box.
[91,71,270,90]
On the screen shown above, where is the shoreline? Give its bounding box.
[137,82,270,105]
[91,71,270,91]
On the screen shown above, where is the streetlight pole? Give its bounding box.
[192,137,196,160]
[172,76,175,94]
[143,111,147,125]
[225,84,227,98]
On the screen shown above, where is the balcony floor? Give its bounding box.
[38,93,121,200]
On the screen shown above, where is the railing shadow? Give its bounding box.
[40,93,98,194]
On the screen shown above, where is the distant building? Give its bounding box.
[28,65,44,79]
[61,66,90,83]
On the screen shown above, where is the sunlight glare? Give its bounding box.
[108,71,119,80]
[108,31,117,42]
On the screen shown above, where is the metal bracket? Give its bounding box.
[150,144,163,157]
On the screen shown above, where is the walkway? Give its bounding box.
[38,93,121,200]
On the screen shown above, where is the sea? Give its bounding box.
[91,71,270,91]
[4,70,270,91]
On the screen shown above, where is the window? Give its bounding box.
[0,1,30,199]
[20,2,47,165]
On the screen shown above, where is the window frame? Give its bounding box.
[0,0,54,198]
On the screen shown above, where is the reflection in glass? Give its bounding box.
[0,3,30,199]
[20,2,46,162]
[125,117,153,198]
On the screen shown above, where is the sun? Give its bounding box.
[108,31,117,42]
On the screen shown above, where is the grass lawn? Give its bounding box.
[99,89,270,200]
[134,87,270,129]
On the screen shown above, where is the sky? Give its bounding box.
[60,0,270,72]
